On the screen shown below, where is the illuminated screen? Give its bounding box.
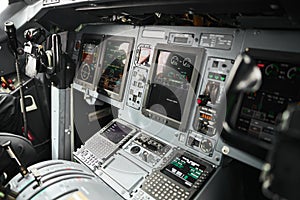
[161,154,206,188]
[76,40,101,84]
[98,39,132,96]
[102,122,133,144]
[145,50,195,122]
[236,60,300,142]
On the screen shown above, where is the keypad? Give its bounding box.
[74,133,117,171]
[74,148,101,170]
[141,172,190,200]
[85,134,116,159]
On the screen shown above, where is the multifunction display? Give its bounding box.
[75,34,103,89]
[161,154,206,188]
[97,36,134,101]
[146,50,195,121]
[143,44,205,131]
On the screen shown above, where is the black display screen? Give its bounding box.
[161,154,206,188]
[98,40,131,95]
[102,122,133,144]
[145,50,196,122]
[236,60,300,142]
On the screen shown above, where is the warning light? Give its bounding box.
[257,63,265,68]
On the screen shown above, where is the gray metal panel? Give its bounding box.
[242,29,300,53]
[51,86,72,160]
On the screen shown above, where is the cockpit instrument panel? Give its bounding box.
[142,44,205,131]
[97,36,134,102]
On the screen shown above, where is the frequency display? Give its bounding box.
[161,154,206,188]
[236,60,300,143]
[143,44,205,131]
[97,36,134,101]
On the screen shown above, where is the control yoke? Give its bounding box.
[223,52,262,132]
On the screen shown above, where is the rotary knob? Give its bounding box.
[130,146,141,154]
[200,139,213,153]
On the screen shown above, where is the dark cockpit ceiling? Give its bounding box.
[35,0,300,31]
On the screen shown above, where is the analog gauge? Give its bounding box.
[287,67,297,79]
[200,139,213,153]
[183,57,192,67]
[171,55,179,66]
[265,64,279,76]
[80,63,91,80]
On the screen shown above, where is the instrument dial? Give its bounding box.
[183,57,192,67]
[287,67,297,79]
[265,64,279,76]
[171,55,179,66]
[80,63,91,80]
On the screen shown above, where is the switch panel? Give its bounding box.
[127,66,148,109]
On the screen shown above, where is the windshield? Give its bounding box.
[0,0,9,14]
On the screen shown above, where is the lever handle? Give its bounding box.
[1,141,29,177]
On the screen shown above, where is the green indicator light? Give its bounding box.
[221,76,225,81]
[214,75,219,80]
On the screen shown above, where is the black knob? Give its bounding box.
[4,21,18,56]
[130,146,141,154]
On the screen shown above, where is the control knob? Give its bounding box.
[200,139,213,153]
[130,146,141,154]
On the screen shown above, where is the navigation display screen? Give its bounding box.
[97,38,133,100]
[145,50,196,122]
[161,154,206,188]
[236,60,300,142]
[102,122,133,144]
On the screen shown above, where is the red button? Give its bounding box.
[7,79,13,84]
[197,99,202,105]
[1,82,7,89]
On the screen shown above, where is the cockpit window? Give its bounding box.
[0,0,9,14]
